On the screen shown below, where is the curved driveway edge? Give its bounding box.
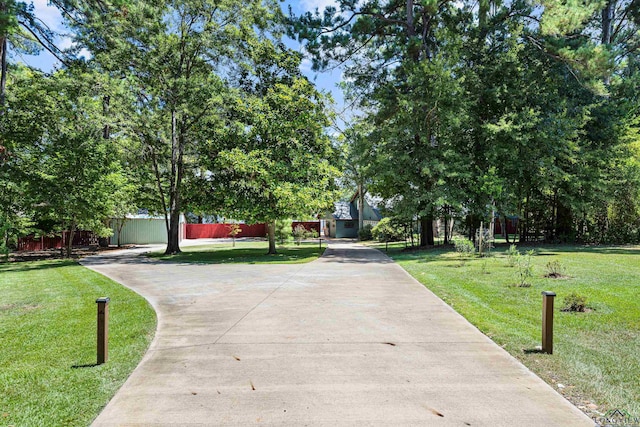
[82,242,592,426]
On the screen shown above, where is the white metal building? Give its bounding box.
[109,214,186,245]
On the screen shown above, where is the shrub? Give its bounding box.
[562,292,587,312]
[506,244,519,267]
[475,226,494,257]
[292,225,318,245]
[292,225,307,245]
[454,238,475,256]
[358,224,373,241]
[372,218,404,242]
[453,238,475,265]
[515,250,535,287]
[226,223,241,247]
[545,260,566,278]
[274,219,292,244]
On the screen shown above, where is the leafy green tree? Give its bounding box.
[294,0,640,246]
[207,77,338,254]
[64,0,285,254]
[3,66,130,256]
[340,122,375,234]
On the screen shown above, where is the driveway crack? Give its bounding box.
[212,263,309,344]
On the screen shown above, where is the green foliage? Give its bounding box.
[545,260,567,277]
[358,224,373,241]
[293,0,640,248]
[292,225,317,245]
[0,260,155,426]
[372,218,404,242]
[205,74,339,253]
[475,225,494,257]
[453,238,475,265]
[274,219,292,244]
[515,250,536,287]
[386,245,640,415]
[226,223,241,247]
[149,241,325,264]
[562,292,587,312]
[57,0,290,255]
[506,244,519,267]
[2,66,131,255]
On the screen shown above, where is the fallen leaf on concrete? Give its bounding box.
[429,408,444,417]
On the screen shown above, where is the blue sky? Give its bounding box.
[17,0,350,130]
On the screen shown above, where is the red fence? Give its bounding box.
[17,231,98,251]
[185,223,266,239]
[291,221,320,234]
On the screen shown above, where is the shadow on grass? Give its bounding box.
[150,246,325,265]
[494,244,640,256]
[0,259,78,273]
[71,363,100,369]
[523,348,547,354]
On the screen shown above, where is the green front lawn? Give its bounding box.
[0,260,156,426]
[149,241,326,264]
[378,243,640,417]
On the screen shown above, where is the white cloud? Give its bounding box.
[299,57,313,73]
[30,0,65,32]
[298,0,339,12]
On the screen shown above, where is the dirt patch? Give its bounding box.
[544,273,571,279]
[0,303,42,312]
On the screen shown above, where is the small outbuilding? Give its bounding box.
[324,191,382,238]
[110,214,186,246]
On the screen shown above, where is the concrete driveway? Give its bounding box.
[82,242,592,426]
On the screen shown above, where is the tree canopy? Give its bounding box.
[1,0,640,256]
[292,0,640,245]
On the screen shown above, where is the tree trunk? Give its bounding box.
[116,217,126,247]
[357,181,364,233]
[166,209,182,254]
[164,110,184,255]
[102,95,110,139]
[502,215,510,244]
[150,145,169,234]
[479,0,489,29]
[0,36,7,108]
[410,219,415,247]
[556,201,573,242]
[66,221,76,258]
[420,214,434,246]
[601,1,613,46]
[267,220,277,254]
[0,0,8,108]
[467,214,476,242]
[443,214,449,245]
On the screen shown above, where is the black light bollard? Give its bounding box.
[319,238,323,251]
[541,291,556,354]
[96,297,110,364]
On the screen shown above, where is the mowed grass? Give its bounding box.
[378,243,640,416]
[149,241,326,264]
[0,260,156,426]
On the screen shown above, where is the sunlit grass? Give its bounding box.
[378,243,640,417]
[149,241,326,264]
[0,260,156,426]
